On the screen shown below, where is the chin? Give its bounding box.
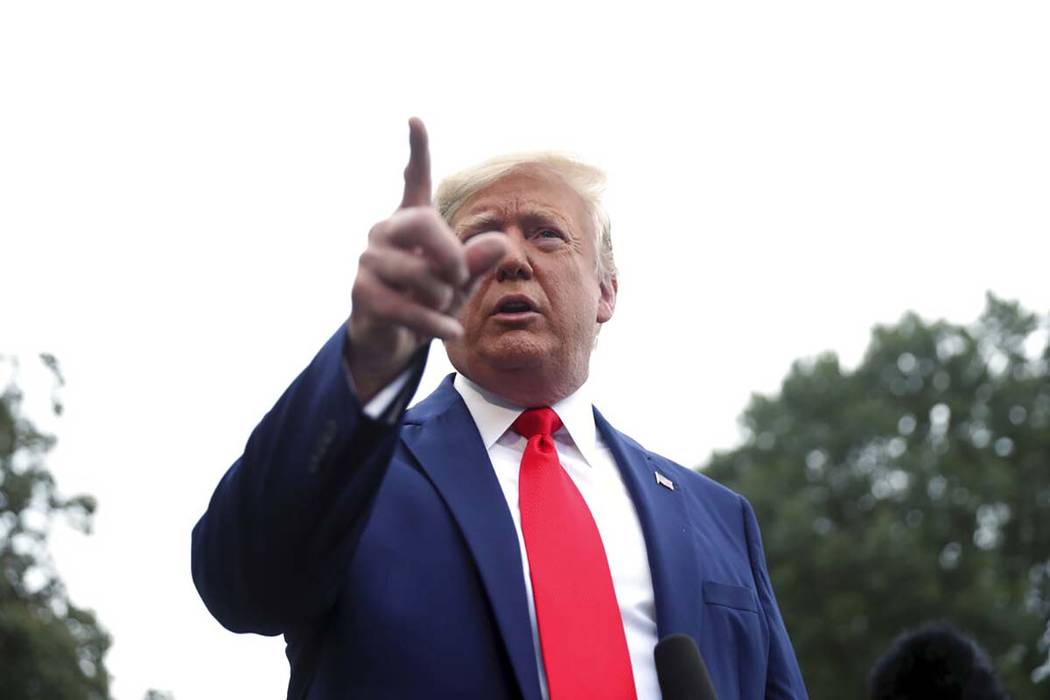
[483,335,552,368]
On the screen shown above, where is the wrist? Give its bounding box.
[344,320,415,404]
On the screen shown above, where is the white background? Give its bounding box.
[2,2,1048,698]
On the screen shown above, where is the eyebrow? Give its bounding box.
[519,206,572,230]
[455,212,504,237]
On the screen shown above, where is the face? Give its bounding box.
[444,167,616,401]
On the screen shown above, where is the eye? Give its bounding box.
[535,228,564,240]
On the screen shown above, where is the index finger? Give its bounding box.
[399,117,431,209]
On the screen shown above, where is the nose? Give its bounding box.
[495,231,532,282]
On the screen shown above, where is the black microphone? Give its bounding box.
[655,634,719,700]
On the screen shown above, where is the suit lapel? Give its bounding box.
[594,409,705,643]
[402,379,542,700]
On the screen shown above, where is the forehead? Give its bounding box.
[451,167,593,234]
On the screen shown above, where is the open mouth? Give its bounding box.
[493,296,538,317]
[498,300,534,313]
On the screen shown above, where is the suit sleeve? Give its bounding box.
[191,325,428,635]
[740,496,810,699]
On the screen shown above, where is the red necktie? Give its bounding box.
[513,407,637,700]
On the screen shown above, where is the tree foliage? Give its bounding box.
[706,294,1050,699]
[0,354,111,699]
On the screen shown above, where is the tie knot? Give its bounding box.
[512,407,563,440]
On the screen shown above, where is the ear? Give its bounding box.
[596,274,617,324]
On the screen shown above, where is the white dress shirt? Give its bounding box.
[452,374,660,700]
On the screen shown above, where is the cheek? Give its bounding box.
[549,271,599,309]
[457,289,494,338]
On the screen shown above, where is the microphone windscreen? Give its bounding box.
[655,634,718,700]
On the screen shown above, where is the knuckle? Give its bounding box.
[350,286,371,313]
[367,221,385,241]
[402,206,428,226]
[358,248,378,268]
[351,271,376,300]
[418,206,441,226]
[408,206,441,230]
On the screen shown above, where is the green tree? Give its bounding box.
[706,294,1050,699]
[0,354,111,699]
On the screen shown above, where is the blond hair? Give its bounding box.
[435,153,616,280]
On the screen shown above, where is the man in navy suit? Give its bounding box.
[192,118,809,699]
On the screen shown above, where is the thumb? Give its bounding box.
[448,233,508,316]
[463,232,508,285]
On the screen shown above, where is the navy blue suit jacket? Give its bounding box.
[192,327,808,699]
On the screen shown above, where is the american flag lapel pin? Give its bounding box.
[654,471,675,491]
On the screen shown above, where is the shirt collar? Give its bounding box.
[453,373,601,468]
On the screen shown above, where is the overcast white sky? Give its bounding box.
[2,2,1048,698]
